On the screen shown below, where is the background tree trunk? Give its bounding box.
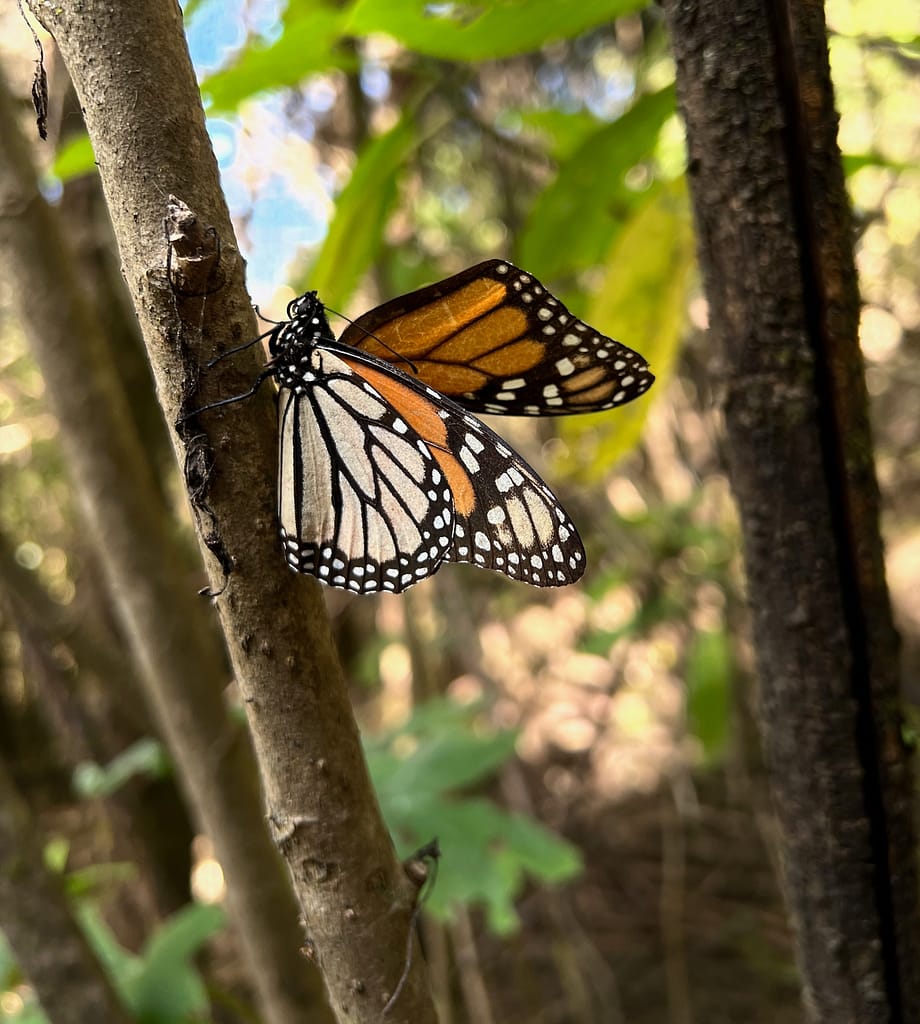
[661,0,920,1020]
[0,759,134,1024]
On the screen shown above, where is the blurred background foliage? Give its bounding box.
[1,0,919,1021]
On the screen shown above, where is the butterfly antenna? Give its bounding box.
[326,306,420,376]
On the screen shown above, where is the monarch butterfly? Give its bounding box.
[197,261,653,595]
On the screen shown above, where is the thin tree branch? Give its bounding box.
[20,1,439,1019]
[0,59,333,1024]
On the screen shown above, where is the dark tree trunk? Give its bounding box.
[661,1,920,1020]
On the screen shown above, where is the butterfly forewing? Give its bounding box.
[339,259,655,416]
[278,347,456,594]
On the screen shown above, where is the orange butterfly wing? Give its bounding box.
[338,259,655,416]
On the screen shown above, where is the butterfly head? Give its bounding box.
[286,290,323,322]
[270,291,335,363]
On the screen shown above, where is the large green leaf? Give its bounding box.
[557,178,695,475]
[366,699,582,933]
[200,5,350,113]
[518,85,676,277]
[51,133,96,183]
[305,110,428,310]
[391,797,581,933]
[345,0,648,62]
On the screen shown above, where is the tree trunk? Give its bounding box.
[0,60,333,1024]
[661,1,920,1020]
[19,1,439,1020]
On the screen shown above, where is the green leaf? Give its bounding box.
[366,697,518,802]
[43,836,70,874]
[305,111,426,310]
[345,0,648,61]
[557,178,695,474]
[51,134,96,183]
[842,151,912,176]
[200,6,350,113]
[517,108,611,161]
[74,902,224,1022]
[686,627,732,760]
[370,727,519,802]
[502,812,582,882]
[76,903,140,1001]
[65,862,137,901]
[0,932,23,991]
[0,965,49,1024]
[390,798,580,934]
[125,904,226,1023]
[366,699,582,934]
[518,85,676,277]
[181,0,208,21]
[73,738,170,799]
[0,1001,47,1024]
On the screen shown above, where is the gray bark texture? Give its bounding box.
[21,1,438,1021]
[661,0,920,1021]
[0,45,332,1024]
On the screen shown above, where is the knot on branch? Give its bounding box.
[165,195,230,298]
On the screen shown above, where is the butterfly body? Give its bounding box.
[269,292,585,594]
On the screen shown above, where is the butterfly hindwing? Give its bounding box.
[339,259,654,416]
[436,407,585,586]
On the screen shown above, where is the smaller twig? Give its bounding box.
[383,839,441,1017]
[449,906,495,1024]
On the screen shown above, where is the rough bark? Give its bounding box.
[0,759,134,1024]
[0,61,333,1024]
[661,0,920,1020]
[20,2,438,1021]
